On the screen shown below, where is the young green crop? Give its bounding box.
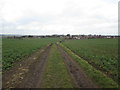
[2,38,61,70]
[59,43,118,88]
[62,38,118,83]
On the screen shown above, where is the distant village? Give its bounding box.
[2,34,120,39]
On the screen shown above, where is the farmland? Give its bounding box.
[2,38,61,70]
[2,38,119,88]
[62,38,118,83]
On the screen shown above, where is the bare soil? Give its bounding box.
[57,44,98,88]
[2,44,52,88]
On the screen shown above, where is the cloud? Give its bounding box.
[0,0,118,35]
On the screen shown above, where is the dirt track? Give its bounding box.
[3,43,98,88]
[2,44,52,88]
[57,44,98,88]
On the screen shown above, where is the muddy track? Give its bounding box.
[57,44,98,88]
[2,44,52,88]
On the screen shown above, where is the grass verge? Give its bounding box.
[40,44,73,88]
[59,43,119,88]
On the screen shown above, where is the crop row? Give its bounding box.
[2,38,61,70]
[62,38,118,83]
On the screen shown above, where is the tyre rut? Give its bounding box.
[3,44,52,88]
[18,44,52,88]
[57,44,98,88]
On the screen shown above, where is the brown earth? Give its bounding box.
[57,44,98,88]
[2,44,52,88]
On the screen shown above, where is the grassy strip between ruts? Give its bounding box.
[58,43,119,88]
[40,44,73,88]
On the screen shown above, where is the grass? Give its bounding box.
[2,38,61,70]
[62,38,118,83]
[40,44,73,88]
[59,43,118,88]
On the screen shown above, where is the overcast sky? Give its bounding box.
[0,0,118,35]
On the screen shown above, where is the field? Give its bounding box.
[2,38,119,88]
[62,38,118,82]
[2,38,61,70]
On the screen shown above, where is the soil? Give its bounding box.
[57,44,98,88]
[3,43,98,88]
[2,44,52,88]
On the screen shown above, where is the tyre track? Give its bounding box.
[3,44,52,88]
[57,44,98,88]
[18,44,52,88]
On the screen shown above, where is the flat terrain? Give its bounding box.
[2,38,61,70]
[3,44,98,88]
[3,44,51,88]
[62,38,118,82]
[2,38,118,88]
[57,45,97,88]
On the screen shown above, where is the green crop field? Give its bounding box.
[62,38,118,83]
[2,38,61,70]
[2,37,119,88]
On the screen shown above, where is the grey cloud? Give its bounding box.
[1,0,118,35]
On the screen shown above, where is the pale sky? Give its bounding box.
[0,0,118,35]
